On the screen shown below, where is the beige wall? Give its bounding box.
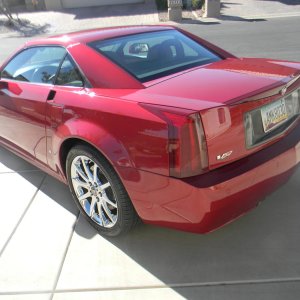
[203,0,220,18]
[44,0,62,10]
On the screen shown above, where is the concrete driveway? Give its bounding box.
[0,138,300,299]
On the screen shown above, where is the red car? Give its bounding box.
[0,26,299,236]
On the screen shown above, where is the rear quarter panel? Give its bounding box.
[47,88,170,178]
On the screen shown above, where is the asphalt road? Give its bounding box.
[0,16,300,300]
[1,16,300,63]
[180,16,300,62]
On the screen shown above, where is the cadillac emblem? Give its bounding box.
[217,150,233,161]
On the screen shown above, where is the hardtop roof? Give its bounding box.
[25,25,175,47]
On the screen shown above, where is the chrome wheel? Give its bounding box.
[70,155,118,228]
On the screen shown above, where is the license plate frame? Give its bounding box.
[261,99,288,133]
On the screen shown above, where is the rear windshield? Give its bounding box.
[88,30,221,82]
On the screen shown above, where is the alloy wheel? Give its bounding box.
[70,155,118,228]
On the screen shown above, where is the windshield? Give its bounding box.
[88,30,221,82]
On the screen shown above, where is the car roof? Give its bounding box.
[25,25,175,47]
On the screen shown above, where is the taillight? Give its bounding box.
[140,104,208,178]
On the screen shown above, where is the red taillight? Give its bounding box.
[140,104,208,178]
[167,112,208,177]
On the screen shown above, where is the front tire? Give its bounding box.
[66,144,139,237]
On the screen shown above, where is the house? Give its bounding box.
[24,0,144,10]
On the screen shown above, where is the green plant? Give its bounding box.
[155,0,168,11]
[192,0,204,10]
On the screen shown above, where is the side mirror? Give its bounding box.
[128,43,149,58]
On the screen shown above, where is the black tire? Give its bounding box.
[66,144,139,237]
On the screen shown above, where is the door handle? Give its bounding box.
[47,90,56,101]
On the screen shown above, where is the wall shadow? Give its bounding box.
[220,15,266,22]
[259,0,300,4]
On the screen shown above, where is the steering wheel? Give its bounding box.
[31,66,57,84]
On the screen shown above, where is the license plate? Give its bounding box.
[261,99,288,133]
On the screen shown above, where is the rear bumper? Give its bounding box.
[117,130,300,234]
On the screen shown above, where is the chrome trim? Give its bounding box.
[240,74,300,103]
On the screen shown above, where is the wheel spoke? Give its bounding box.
[78,190,92,202]
[96,202,104,226]
[74,163,89,183]
[93,164,99,184]
[101,200,115,223]
[72,177,90,189]
[81,157,93,182]
[89,196,98,217]
[98,182,110,192]
[102,194,117,208]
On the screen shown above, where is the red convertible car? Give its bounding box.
[0,26,299,236]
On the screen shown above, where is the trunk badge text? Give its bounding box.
[217,151,233,161]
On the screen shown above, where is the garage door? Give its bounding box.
[62,0,143,8]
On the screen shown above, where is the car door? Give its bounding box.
[0,46,66,165]
[45,53,86,172]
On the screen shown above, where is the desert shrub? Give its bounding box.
[155,0,168,10]
[192,0,204,9]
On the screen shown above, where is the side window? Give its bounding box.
[55,55,84,87]
[1,47,66,84]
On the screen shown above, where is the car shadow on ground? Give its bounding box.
[104,168,300,298]
[76,166,300,298]
[1,145,300,298]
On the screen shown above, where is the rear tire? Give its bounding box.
[66,144,139,237]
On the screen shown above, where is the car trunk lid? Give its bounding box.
[107,58,300,173]
[142,58,300,105]
[139,58,300,172]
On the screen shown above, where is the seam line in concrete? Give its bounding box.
[0,174,47,258]
[1,277,300,295]
[0,170,44,174]
[50,211,81,300]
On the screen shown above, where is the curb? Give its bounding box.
[199,12,300,22]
